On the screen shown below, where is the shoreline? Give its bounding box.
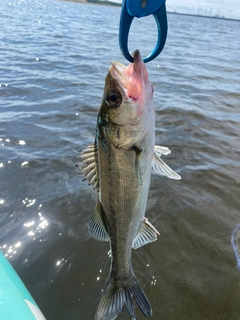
[59,0,240,22]
[59,0,121,6]
[168,11,240,23]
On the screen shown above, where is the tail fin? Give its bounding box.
[95,275,152,320]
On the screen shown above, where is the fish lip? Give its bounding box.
[109,49,143,86]
[109,50,152,118]
[131,49,143,73]
[109,50,146,98]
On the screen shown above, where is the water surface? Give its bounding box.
[0,0,240,319]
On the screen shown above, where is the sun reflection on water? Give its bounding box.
[18,140,26,145]
[151,276,157,286]
[0,242,22,258]
[55,258,68,268]
[22,198,36,207]
[0,200,50,259]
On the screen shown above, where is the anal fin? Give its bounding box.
[132,218,160,249]
[88,202,109,242]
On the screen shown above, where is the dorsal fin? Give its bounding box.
[75,144,99,191]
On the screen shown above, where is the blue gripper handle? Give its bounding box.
[119,0,168,63]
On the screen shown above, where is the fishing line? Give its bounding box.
[231,224,240,269]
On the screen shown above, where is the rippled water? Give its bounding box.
[0,0,240,319]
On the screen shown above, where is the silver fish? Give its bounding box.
[77,50,181,320]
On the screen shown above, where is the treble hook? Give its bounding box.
[119,0,168,63]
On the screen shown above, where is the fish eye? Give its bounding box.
[106,90,122,108]
[109,93,117,102]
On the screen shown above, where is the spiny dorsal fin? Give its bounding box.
[75,144,99,191]
[88,202,109,242]
[132,218,160,249]
[152,145,181,180]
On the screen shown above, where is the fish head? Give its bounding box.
[99,50,154,149]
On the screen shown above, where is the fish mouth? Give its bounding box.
[110,50,150,104]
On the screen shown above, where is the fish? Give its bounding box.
[76,49,181,320]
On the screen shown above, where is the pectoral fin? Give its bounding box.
[88,202,109,242]
[154,145,171,156]
[133,146,142,186]
[152,145,181,180]
[132,218,160,249]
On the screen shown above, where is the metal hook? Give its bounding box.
[119,0,168,63]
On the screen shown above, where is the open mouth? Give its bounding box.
[109,50,147,102]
